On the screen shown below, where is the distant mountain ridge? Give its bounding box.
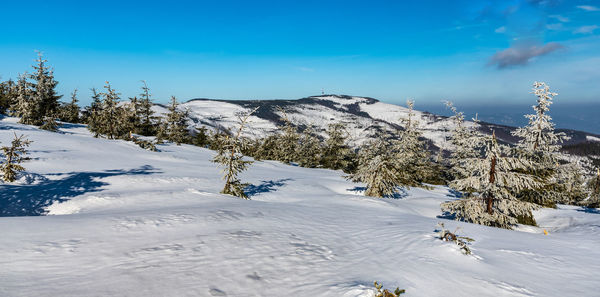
[154,94,600,151]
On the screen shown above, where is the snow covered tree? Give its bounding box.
[1,133,32,182]
[126,96,142,134]
[40,115,59,131]
[512,82,572,207]
[155,117,168,144]
[97,82,122,139]
[137,81,156,136]
[85,88,103,137]
[212,107,259,198]
[553,161,588,205]
[445,101,483,184]
[10,74,31,119]
[161,96,189,145]
[252,135,279,161]
[297,126,322,168]
[60,89,80,123]
[0,79,16,114]
[442,132,541,229]
[25,52,62,126]
[274,108,300,164]
[347,134,402,198]
[192,126,209,147]
[587,169,600,208]
[321,122,354,172]
[393,100,435,187]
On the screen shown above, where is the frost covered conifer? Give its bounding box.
[138,81,156,136]
[348,134,402,198]
[10,74,31,119]
[321,122,354,171]
[212,108,258,198]
[25,53,62,126]
[192,126,209,147]
[587,169,600,208]
[40,115,59,131]
[252,135,279,161]
[275,108,299,164]
[126,96,142,133]
[0,79,16,114]
[445,101,483,184]
[442,132,540,229]
[297,126,322,168]
[98,82,122,139]
[1,133,32,182]
[393,100,434,187]
[155,117,167,144]
[161,96,189,145]
[85,88,103,137]
[61,89,80,123]
[512,82,573,206]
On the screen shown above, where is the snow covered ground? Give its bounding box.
[1,117,599,297]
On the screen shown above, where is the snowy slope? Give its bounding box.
[1,118,600,297]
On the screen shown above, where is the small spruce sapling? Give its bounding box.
[1,133,32,182]
[212,107,259,198]
[373,281,406,297]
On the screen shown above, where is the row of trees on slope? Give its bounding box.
[1,54,599,229]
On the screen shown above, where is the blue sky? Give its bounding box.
[1,0,599,106]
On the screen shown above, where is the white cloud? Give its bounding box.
[296,67,315,72]
[495,26,506,33]
[574,25,599,34]
[577,5,600,11]
[549,15,569,22]
[546,23,564,30]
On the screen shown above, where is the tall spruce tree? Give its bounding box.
[445,101,482,181]
[85,88,103,137]
[442,132,541,229]
[161,96,189,145]
[138,81,156,136]
[348,134,402,198]
[26,52,62,126]
[393,100,435,187]
[11,74,32,120]
[212,107,258,198]
[297,126,322,168]
[275,108,300,164]
[321,122,354,171]
[1,133,32,182]
[587,169,600,208]
[512,82,573,207]
[98,82,122,139]
[61,89,80,123]
[0,79,16,114]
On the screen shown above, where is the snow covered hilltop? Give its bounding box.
[157,94,600,149]
[1,117,600,296]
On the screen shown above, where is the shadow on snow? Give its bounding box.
[346,186,409,199]
[0,165,160,217]
[245,179,292,197]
